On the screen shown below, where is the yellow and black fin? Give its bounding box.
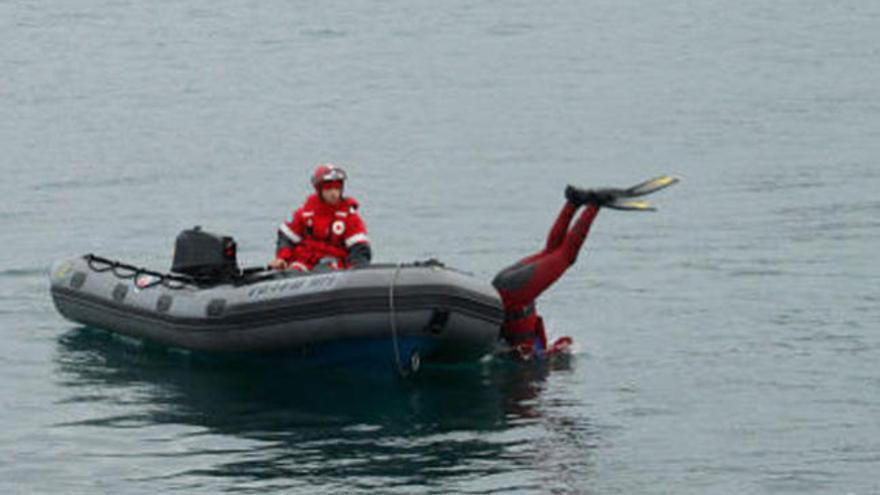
[604,199,657,211]
[623,175,680,198]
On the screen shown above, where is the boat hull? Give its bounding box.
[50,257,505,367]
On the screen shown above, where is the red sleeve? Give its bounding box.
[276,209,305,261]
[344,212,369,248]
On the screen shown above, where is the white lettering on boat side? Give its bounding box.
[247,273,340,299]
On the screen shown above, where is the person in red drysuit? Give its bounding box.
[491,186,613,359]
[269,164,372,272]
[492,177,678,359]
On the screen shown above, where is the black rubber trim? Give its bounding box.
[112,284,128,302]
[206,299,226,317]
[70,272,86,289]
[424,309,450,334]
[156,295,173,313]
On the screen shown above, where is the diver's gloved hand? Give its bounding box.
[565,185,618,206]
[346,243,372,269]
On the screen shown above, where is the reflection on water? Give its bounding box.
[54,327,599,493]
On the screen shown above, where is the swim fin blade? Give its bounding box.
[604,198,657,211]
[601,175,679,211]
[623,175,680,198]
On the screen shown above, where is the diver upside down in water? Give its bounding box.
[491,176,679,360]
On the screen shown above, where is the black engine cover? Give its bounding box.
[171,227,238,281]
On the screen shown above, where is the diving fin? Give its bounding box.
[604,198,657,211]
[622,175,680,198]
[601,175,678,211]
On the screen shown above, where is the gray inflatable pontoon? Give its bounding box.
[50,255,505,370]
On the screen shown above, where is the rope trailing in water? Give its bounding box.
[388,263,407,377]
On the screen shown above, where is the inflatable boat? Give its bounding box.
[49,229,505,372]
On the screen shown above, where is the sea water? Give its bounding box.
[2,1,878,493]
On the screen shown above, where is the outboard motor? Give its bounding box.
[171,226,239,283]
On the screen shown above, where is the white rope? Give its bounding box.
[388,263,407,376]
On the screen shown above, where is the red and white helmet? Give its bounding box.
[311,163,347,191]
